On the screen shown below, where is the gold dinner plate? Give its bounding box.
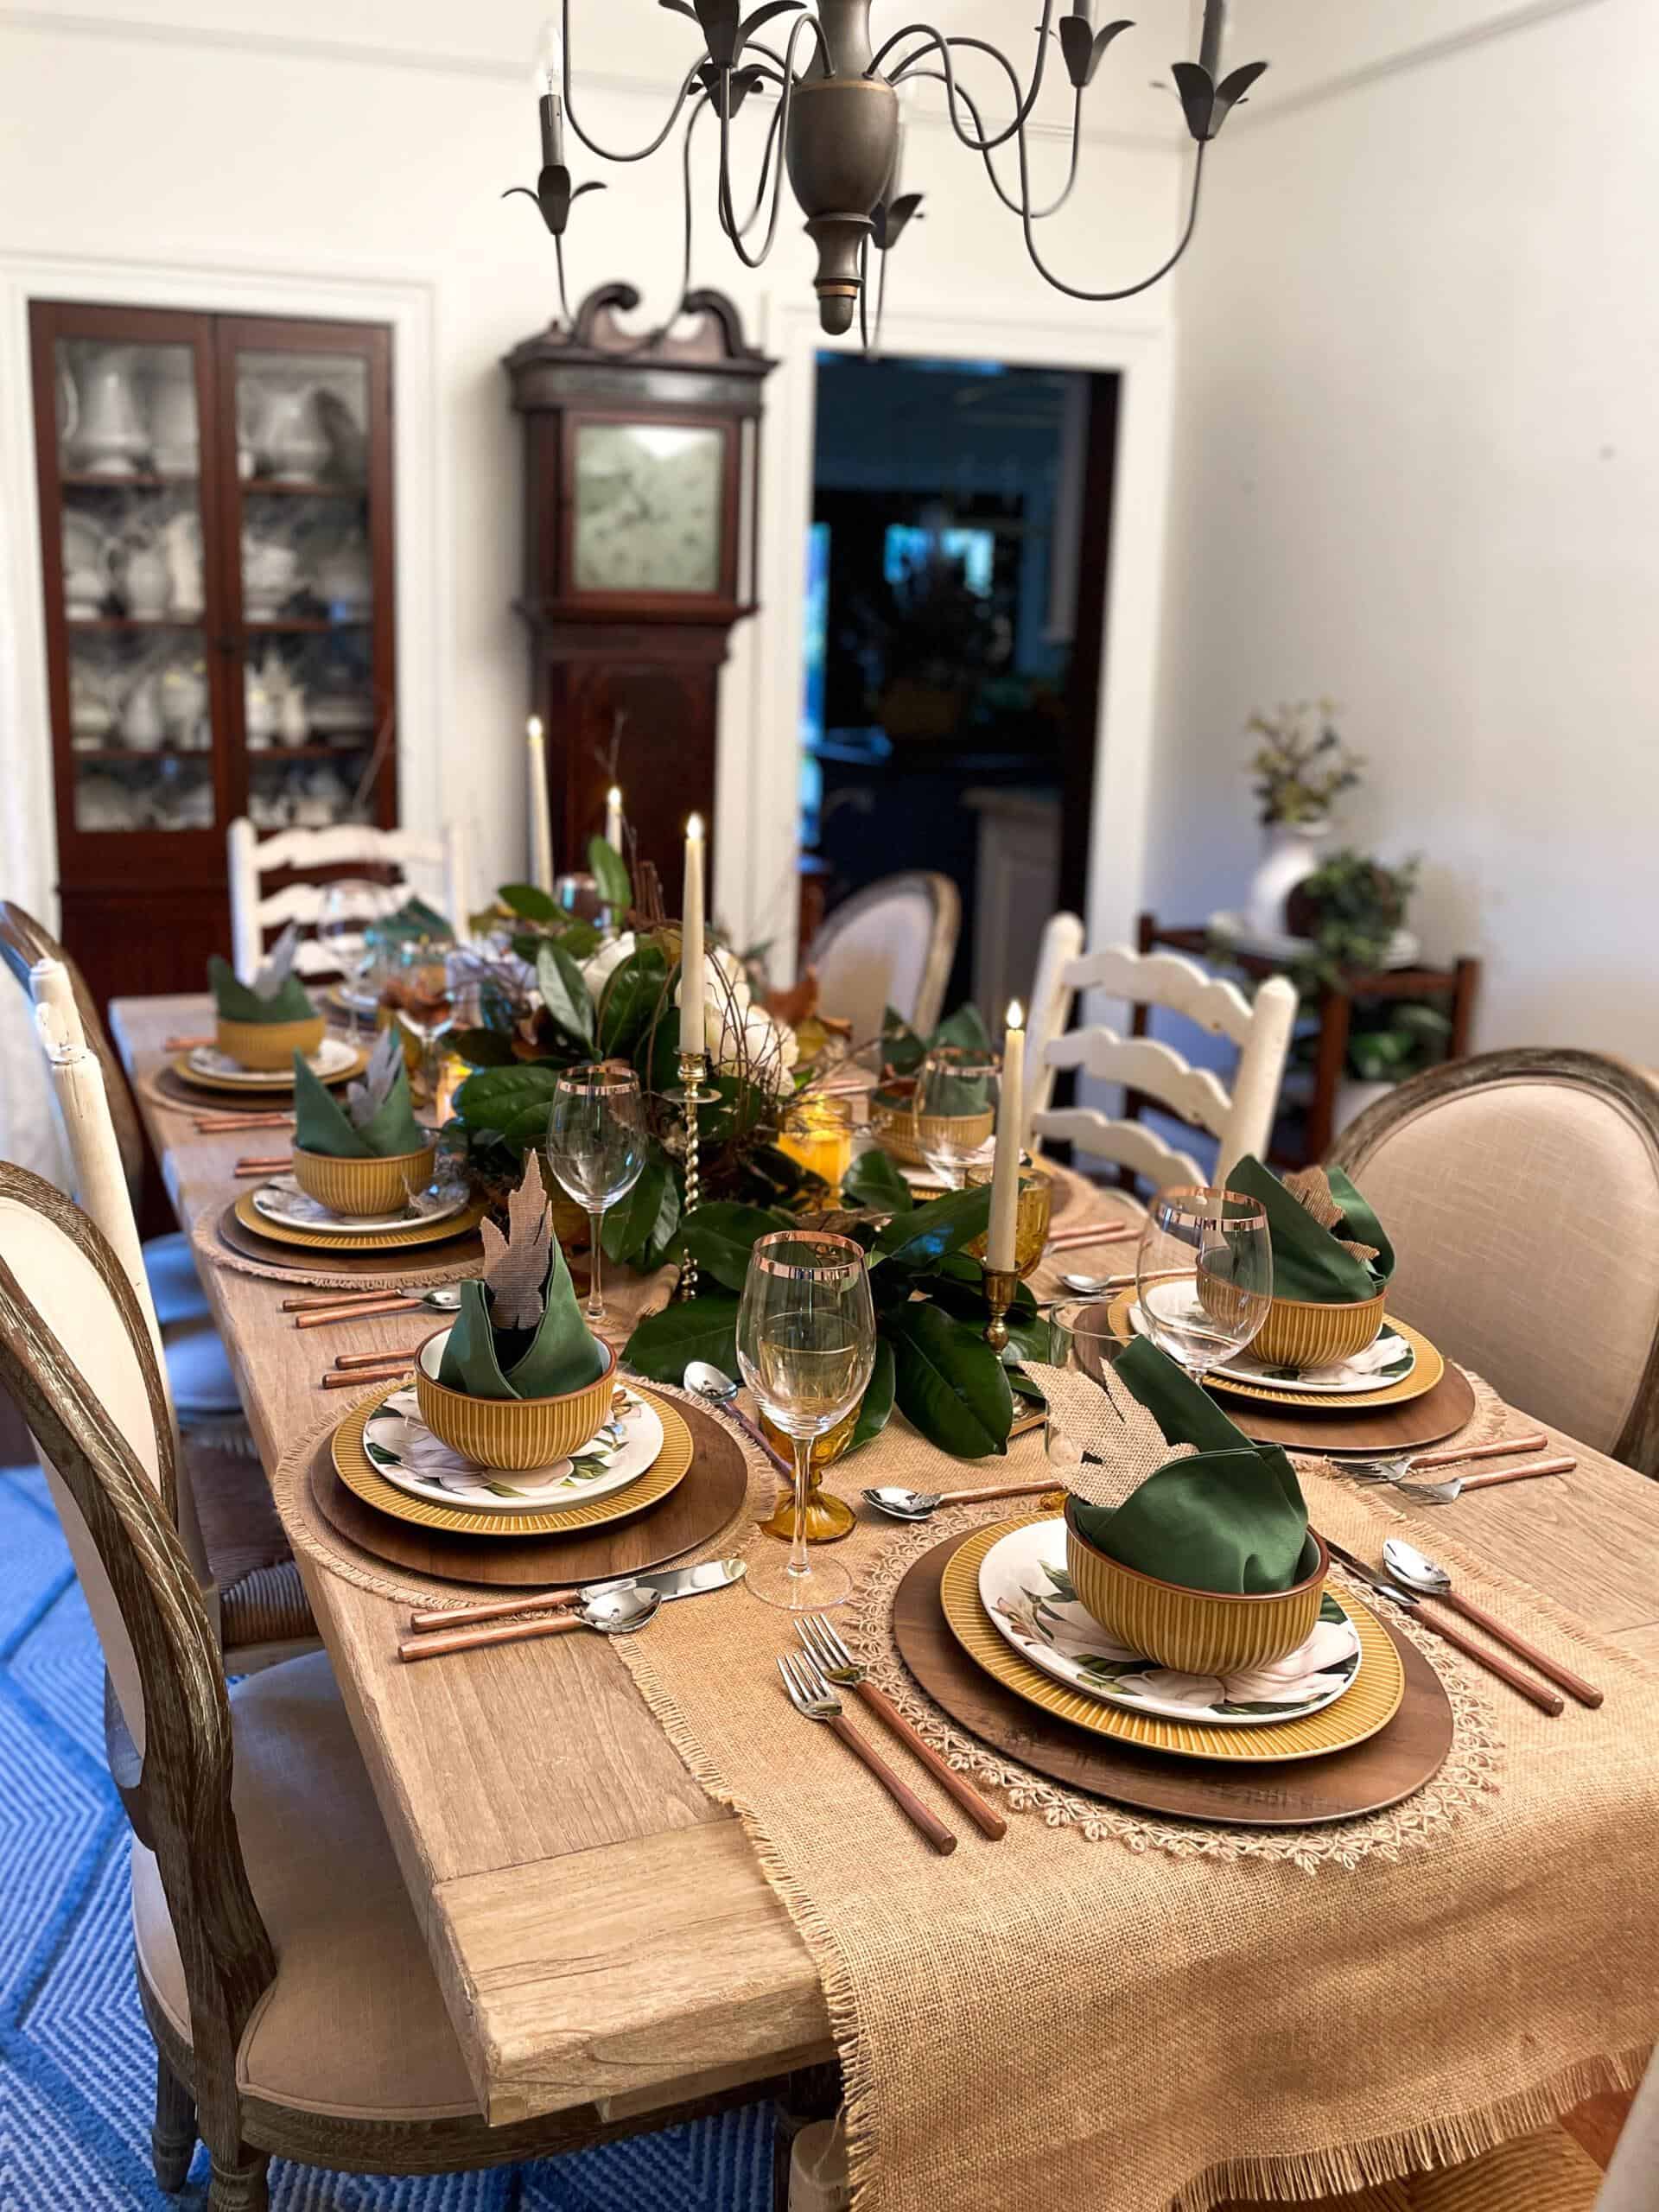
[331,1382,694,1537]
[169,1045,366,1095]
[232,1185,487,1255]
[940,1517,1405,1764]
[1103,1290,1446,1410]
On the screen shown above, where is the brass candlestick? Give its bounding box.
[982,1265,1019,1353]
[673,1048,711,1299]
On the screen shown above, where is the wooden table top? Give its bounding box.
[113,994,1659,2135]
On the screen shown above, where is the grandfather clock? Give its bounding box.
[505,284,774,885]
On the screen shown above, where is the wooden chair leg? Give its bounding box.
[208,2146,270,2211]
[150,2049,197,2192]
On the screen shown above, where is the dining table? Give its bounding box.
[112,992,1659,2208]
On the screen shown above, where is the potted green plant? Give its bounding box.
[1243,702,1364,939]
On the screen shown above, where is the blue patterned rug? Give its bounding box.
[0,1466,774,2209]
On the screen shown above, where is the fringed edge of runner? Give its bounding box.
[611,1632,882,2204]
[1170,2045,1650,2210]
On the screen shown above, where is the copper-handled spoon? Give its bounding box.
[398,1583,660,1662]
[1382,1537,1603,1708]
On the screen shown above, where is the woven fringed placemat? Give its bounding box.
[188,1204,488,1292]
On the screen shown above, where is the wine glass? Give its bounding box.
[912,1046,1000,1189]
[1135,1186,1273,1379]
[316,879,398,1018]
[544,1064,647,1330]
[383,937,454,1101]
[737,1230,876,1612]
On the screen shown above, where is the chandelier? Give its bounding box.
[505,2,1268,344]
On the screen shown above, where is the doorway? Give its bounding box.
[798,351,1119,1021]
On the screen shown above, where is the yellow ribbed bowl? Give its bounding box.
[1254,1286,1389,1367]
[215,1012,325,1071]
[1063,1498,1328,1675]
[870,1091,994,1171]
[414,1329,616,1471]
[290,1143,436,1218]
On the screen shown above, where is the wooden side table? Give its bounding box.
[1131,912,1482,1167]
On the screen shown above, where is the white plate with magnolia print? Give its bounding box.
[977,1516,1363,1726]
[251,1173,465,1237]
[189,1035,359,1085]
[361,1382,664,1512]
[1128,1302,1415,1395]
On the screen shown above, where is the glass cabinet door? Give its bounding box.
[226,340,387,835]
[55,334,218,836]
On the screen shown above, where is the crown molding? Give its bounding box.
[1231,0,1613,131]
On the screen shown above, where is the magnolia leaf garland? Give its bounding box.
[479,1159,554,1330]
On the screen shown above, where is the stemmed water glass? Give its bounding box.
[316,879,398,1026]
[913,1046,1000,1188]
[1134,1185,1273,1379]
[383,937,454,1100]
[544,1064,647,1330]
[737,1231,877,1612]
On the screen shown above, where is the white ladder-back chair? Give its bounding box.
[228,818,473,980]
[1022,911,1085,1132]
[1032,946,1298,1192]
[806,871,961,1047]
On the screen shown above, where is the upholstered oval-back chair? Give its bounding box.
[806,871,961,1047]
[1332,1050,1659,1474]
[0,1163,791,2210]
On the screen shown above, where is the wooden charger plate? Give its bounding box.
[214,1199,487,1281]
[308,1389,748,1587]
[893,1530,1452,1827]
[152,1065,307,1116]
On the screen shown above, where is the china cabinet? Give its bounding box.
[29,302,397,1011]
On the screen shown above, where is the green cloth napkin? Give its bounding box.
[1229,1154,1395,1303]
[1071,1337,1313,1595]
[372,895,454,946]
[438,1243,607,1402]
[207,955,316,1026]
[290,1049,426,1160]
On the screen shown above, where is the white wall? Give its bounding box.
[1147,0,1656,1058]
[0,3,1188,982]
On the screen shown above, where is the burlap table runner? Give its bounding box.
[606,1179,1659,2212]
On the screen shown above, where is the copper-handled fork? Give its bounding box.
[195,1112,294,1134]
[1343,1433,1568,1503]
[294,1296,428,1331]
[798,1616,1005,1840]
[777,1650,957,1854]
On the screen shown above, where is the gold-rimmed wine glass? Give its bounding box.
[1135,1185,1273,1378]
[737,1230,876,1612]
[912,1046,999,1188]
[544,1064,648,1330]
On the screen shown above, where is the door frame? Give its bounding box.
[0,245,440,938]
[733,289,1176,978]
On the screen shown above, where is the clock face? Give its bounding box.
[572,421,725,596]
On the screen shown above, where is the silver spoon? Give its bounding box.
[683,1359,790,1470]
[861,1479,1064,1524]
[398,1582,660,1662]
[1058,1270,1135,1298]
[1380,1537,1603,1708]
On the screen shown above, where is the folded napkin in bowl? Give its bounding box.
[880,1001,993,1116]
[372,894,454,947]
[1228,1154,1395,1305]
[1031,1335,1312,1596]
[291,1026,425,1160]
[439,1160,607,1401]
[207,920,317,1026]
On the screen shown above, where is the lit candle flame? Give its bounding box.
[686,812,704,840]
[607,785,621,808]
[526,715,543,741]
[1007,999,1025,1030]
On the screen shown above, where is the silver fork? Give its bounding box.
[798,1616,1005,1839]
[776,1650,957,1854]
[1341,1432,1553,1503]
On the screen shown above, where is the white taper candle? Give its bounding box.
[679,813,706,1056]
[526,715,554,893]
[987,1001,1026,1272]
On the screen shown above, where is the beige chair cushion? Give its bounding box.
[1346,1077,1659,1455]
[131,1649,479,2123]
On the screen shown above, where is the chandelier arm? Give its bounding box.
[873,223,891,355]
[554,233,574,327]
[871,2,1058,144]
[737,92,789,236]
[902,66,1084,220]
[558,0,706,162]
[857,233,871,354]
[1020,131,1208,301]
[715,10,817,266]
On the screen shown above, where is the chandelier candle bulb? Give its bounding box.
[678,814,705,1055]
[987,1001,1025,1274]
[1199,0,1225,75]
[606,785,624,849]
[526,716,555,893]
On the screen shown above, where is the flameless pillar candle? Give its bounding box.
[679,813,706,1055]
[606,785,624,849]
[526,716,554,893]
[987,1001,1025,1272]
